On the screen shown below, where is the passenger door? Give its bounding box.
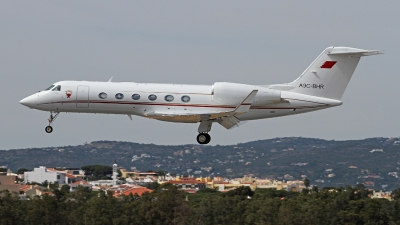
[76,85,89,108]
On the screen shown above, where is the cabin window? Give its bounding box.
[115,93,124,99]
[45,85,55,90]
[98,92,107,99]
[181,95,191,102]
[148,94,157,101]
[164,95,174,102]
[132,94,140,100]
[52,85,61,91]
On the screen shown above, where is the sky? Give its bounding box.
[1,1,399,150]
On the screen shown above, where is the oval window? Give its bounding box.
[164,95,174,102]
[98,92,107,99]
[115,93,124,99]
[132,94,140,100]
[148,94,157,101]
[181,95,191,102]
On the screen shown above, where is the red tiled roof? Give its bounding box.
[113,187,152,197]
[19,184,31,192]
[65,173,76,178]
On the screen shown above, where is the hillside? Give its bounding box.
[1,137,400,190]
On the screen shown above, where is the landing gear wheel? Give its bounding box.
[45,111,59,133]
[197,133,211,145]
[45,126,53,133]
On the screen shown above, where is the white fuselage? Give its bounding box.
[19,46,380,144]
[20,80,341,123]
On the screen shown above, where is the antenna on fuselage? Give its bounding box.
[108,76,113,82]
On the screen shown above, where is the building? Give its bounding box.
[120,169,158,179]
[23,185,53,197]
[70,180,92,192]
[167,177,206,191]
[371,190,392,201]
[0,174,19,193]
[24,166,66,184]
[112,186,152,197]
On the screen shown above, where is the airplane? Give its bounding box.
[20,46,381,144]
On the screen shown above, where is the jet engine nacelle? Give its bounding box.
[212,82,281,105]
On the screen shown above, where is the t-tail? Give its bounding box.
[286,47,382,100]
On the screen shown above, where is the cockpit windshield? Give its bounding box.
[52,85,61,91]
[45,85,55,91]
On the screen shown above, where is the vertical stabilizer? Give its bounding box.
[288,47,381,100]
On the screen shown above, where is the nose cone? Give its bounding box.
[20,95,37,108]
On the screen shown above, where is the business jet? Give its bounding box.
[20,47,381,144]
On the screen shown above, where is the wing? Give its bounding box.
[144,90,258,125]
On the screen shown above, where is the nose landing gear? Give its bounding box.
[45,126,53,133]
[45,112,59,133]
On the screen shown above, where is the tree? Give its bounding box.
[224,186,254,198]
[157,170,167,181]
[143,182,160,190]
[391,188,400,200]
[17,168,29,174]
[60,184,70,194]
[304,178,310,188]
[311,185,319,193]
[355,183,366,190]
[81,165,112,179]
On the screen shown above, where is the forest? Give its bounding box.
[1,184,400,225]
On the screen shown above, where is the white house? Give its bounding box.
[24,166,66,184]
[70,180,92,192]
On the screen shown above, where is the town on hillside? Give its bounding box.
[2,137,400,191]
[0,163,393,201]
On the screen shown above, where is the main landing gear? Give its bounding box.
[197,133,211,145]
[197,118,212,145]
[45,111,59,133]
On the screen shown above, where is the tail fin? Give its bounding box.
[288,47,381,100]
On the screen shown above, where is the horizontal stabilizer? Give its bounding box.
[327,47,383,56]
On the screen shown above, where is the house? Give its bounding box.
[24,166,66,184]
[112,186,152,197]
[167,177,206,191]
[48,167,84,184]
[23,185,53,197]
[371,190,392,201]
[0,174,19,194]
[120,169,158,179]
[70,180,92,191]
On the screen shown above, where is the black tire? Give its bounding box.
[45,126,53,133]
[197,133,211,144]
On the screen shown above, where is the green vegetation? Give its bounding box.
[81,165,113,180]
[2,185,400,224]
[0,184,400,225]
